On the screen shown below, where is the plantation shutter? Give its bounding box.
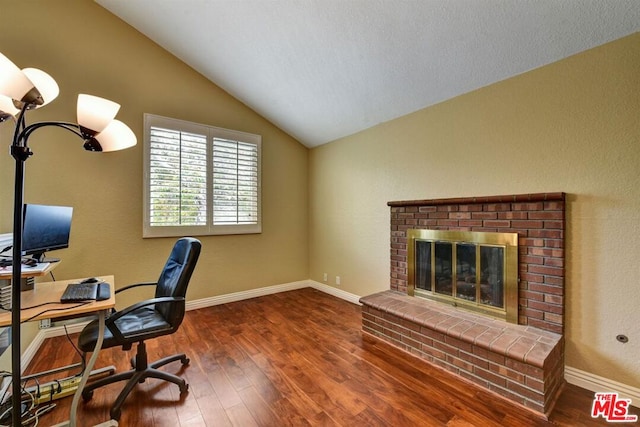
[213,138,259,225]
[148,126,208,226]
[144,114,261,237]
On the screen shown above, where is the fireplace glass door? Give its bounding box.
[408,230,518,323]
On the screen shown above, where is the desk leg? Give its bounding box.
[52,309,116,427]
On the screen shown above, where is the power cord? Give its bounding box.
[19,402,56,427]
[63,325,86,375]
[20,301,91,323]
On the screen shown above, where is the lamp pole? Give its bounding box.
[9,106,31,426]
[8,119,76,426]
[1,52,136,426]
[10,152,26,427]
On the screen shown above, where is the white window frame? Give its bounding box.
[143,114,262,237]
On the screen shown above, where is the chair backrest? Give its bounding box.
[155,237,201,326]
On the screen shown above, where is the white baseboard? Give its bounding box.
[306,280,362,305]
[184,280,311,310]
[565,366,640,403]
[22,280,639,407]
[19,327,49,375]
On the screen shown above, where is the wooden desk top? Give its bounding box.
[0,261,58,279]
[0,275,116,327]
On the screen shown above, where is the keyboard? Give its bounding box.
[60,282,111,302]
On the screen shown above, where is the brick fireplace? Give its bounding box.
[360,193,565,417]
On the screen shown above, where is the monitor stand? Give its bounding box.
[32,252,60,263]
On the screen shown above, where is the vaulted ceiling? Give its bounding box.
[96,0,640,148]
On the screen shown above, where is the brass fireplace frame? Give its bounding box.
[407,229,519,323]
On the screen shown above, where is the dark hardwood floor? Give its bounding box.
[24,288,637,426]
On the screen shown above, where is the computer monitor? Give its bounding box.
[22,204,73,263]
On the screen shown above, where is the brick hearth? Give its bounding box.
[360,193,566,416]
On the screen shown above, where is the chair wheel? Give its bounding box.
[181,357,190,365]
[110,408,121,421]
[179,382,189,394]
[82,390,94,401]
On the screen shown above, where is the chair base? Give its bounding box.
[82,341,190,421]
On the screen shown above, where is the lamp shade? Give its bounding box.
[77,94,120,136]
[84,119,136,152]
[0,52,35,102]
[21,68,59,107]
[0,94,19,121]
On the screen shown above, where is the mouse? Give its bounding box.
[81,277,99,284]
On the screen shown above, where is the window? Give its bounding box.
[143,114,261,237]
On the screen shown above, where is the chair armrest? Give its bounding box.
[115,281,157,294]
[104,296,185,341]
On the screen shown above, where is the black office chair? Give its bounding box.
[78,237,201,420]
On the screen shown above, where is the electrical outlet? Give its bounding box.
[323,273,328,282]
[336,276,341,285]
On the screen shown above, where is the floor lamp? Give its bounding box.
[0,52,136,426]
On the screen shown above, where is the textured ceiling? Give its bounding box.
[96,0,640,148]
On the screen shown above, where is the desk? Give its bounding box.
[0,262,58,293]
[0,262,58,280]
[0,276,116,427]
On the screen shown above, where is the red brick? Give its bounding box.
[520,272,544,284]
[445,336,473,353]
[489,362,526,384]
[471,212,498,220]
[520,237,545,247]
[506,379,544,402]
[449,212,471,220]
[544,276,564,286]
[520,290,544,301]
[475,367,507,387]
[473,346,489,359]
[526,376,545,392]
[528,229,563,239]
[511,220,544,229]
[544,220,563,229]
[529,300,563,314]
[520,307,544,319]
[512,202,543,211]
[418,206,437,212]
[485,203,512,211]
[487,352,506,365]
[528,211,564,220]
[528,265,563,277]
[458,204,484,212]
[522,255,544,265]
[544,294,563,305]
[543,200,565,210]
[428,211,450,219]
[437,219,461,227]
[483,220,511,228]
[458,220,483,227]
[499,211,529,220]
[529,247,562,257]
[544,239,563,248]
[384,194,565,412]
[544,312,563,324]
[459,350,489,370]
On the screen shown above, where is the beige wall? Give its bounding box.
[310,33,640,388]
[0,0,309,356]
[1,0,638,391]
